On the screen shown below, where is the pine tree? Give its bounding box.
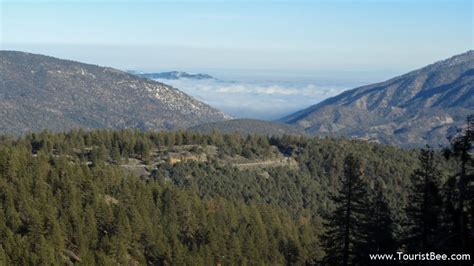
[404,148,442,252]
[323,154,370,266]
[357,181,397,265]
[443,114,474,252]
[110,143,122,164]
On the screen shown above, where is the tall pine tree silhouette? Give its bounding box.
[323,154,369,266]
[443,114,474,252]
[357,181,397,265]
[404,148,442,252]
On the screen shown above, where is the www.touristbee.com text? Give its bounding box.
[369,252,471,262]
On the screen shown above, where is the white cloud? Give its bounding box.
[153,77,350,120]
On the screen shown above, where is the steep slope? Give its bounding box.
[281,51,474,147]
[0,51,230,134]
[189,119,305,136]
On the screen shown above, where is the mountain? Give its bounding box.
[281,51,474,147]
[189,119,305,136]
[0,51,230,135]
[130,71,214,80]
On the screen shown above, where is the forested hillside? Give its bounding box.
[0,124,472,264]
[189,119,305,136]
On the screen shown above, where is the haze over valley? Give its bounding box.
[132,69,395,119]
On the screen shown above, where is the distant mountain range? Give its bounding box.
[0,51,229,135]
[128,70,214,80]
[280,51,474,147]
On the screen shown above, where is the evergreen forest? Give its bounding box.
[0,116,472,265]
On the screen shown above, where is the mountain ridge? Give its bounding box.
[281,51,474,147]
[0,50,230,135]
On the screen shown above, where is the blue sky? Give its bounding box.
[1,0,472,72]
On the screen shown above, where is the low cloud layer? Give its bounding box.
[154,77,353,120]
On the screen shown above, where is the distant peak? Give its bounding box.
[128,70,215,80]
